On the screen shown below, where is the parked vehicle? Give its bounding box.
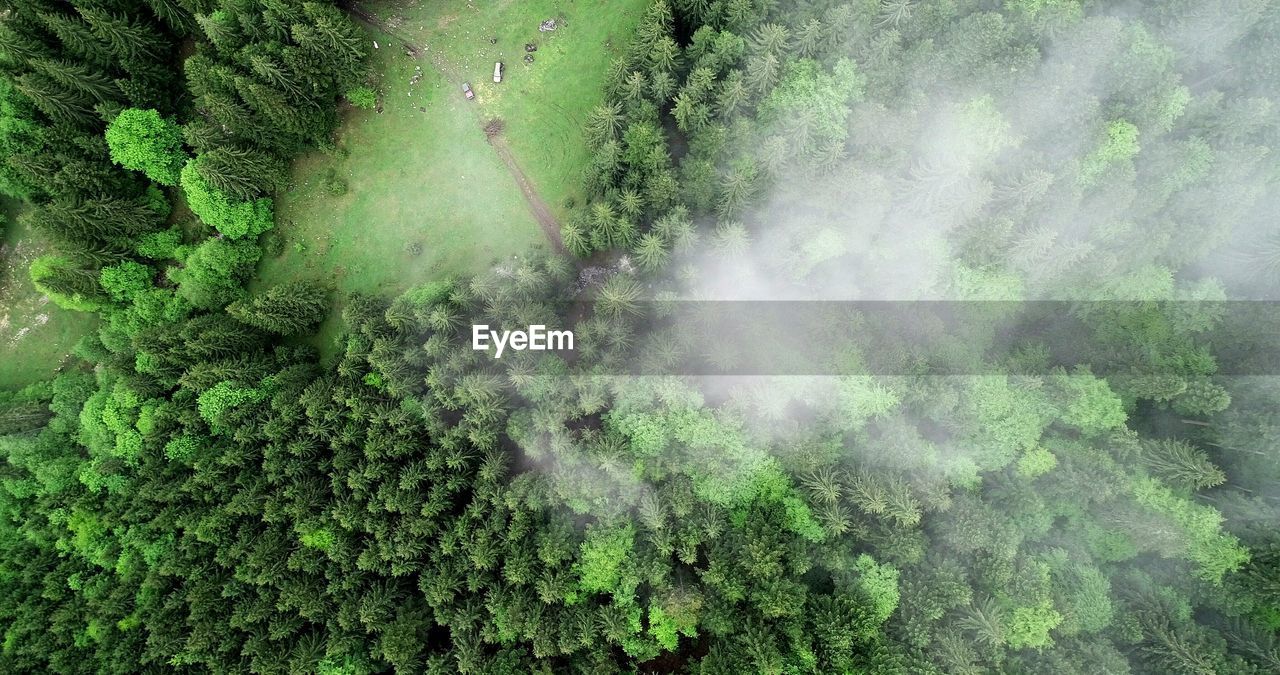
[462,82,474,100]
[493,62,503,83]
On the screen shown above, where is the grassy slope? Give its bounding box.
[255,0,647,356]
[0,202,98,389]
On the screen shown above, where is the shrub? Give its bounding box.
[321,169,347,196]
[261,230,286,257]
[143,184,171,217]
[345,86,377,110]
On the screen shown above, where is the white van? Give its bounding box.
[493,62,504,83]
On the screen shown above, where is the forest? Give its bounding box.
[0,0,1278,673]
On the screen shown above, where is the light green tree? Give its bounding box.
[105,108,187,185]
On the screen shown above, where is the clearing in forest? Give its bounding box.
[257,0,648,352]
[0,203,98,389]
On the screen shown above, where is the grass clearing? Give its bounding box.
[256,0,648,357]
[0,202,98,389]
[384,0,651,209]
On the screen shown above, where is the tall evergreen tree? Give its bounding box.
[227,282,329,335]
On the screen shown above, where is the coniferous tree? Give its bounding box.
[227,282,329,335]
[193,146,285,200]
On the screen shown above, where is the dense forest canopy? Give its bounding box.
[1,0,1278,673]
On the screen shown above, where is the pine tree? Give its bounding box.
[673,92,711,132]
[1139,439,1227,492]
[299,3,365,64]
[650,70,677,102]
[621,71,648,105]
[877,0,916,28]
[711,220,750,258]
[716,71,749,118]
[227,282,329,335]
[29,254,107,310]
[0,18,52,64]
[584,103,624,148]
[560,218,592,257]
[143,0,198,35]
[958,596,1007,648]
[235,76,324,145]
[194,147,285,200]
[29,59,122,105]
[14,74,97,126]
[718,160,759,218]
[796,19,825,58]
[648,36,680,76]
[745,53,780,95]
[588,200,636,250]
[595,276,643,318]
[36,11,112,67]
[632,233,669,272]
[80,9,165,66]
[245,52,306,99]
[749,23,790,57]
[27,195,163,244]
[0,399,54,434]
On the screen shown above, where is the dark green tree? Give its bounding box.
[227,281,329,335]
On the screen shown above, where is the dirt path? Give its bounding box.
[340,1,566,252]
[485,127,566,253]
